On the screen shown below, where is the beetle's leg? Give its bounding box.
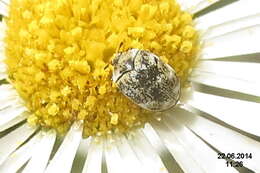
[153,56,158,66]
[104,64,109,70]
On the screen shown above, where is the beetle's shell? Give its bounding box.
[112,49,180,111]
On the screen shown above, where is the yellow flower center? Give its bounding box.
[4,0,199,137]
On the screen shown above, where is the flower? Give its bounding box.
[2,0,199,137]
[0,0,260,173]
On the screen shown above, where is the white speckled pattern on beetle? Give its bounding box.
[112,49,181,111]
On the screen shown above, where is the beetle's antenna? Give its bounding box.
[117,42,124,53]
[110,42,124,68]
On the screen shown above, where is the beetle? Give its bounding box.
[112,48,180,111]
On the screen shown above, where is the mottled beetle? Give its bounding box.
[112,48,180,111]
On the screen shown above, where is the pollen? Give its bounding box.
[110,113,119,125]
[48,104,59,116]
[128,27,145,38]
[4,0,199,138]
[61,86,71,96]
[180,41,193,53]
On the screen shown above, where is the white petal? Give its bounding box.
[71,138,91,173]
[190,0,221,14]
[0,20,7,79]
[0,45,4,63]
[0,96,22,110]
[142,124,184,173]
[196,0,260,30]
[114,135,144,173]
[187,91,260,137]
[44,122,82,173]
[0,123,36,165]
[0,86,23,109]
[175,107,260,172]
[177,0,202,11]
[192,60,260,97]
[149,118,204,173]
[0,46,4,63]
[1,0,10,5]
[82,137,103,173]
[0,84,18,100]
[0,74,6,80]
[0,2,8,17]
[0,63,7,80]
[0,37,3,53]
[201,25,260,59]
[0,49,4,65]
[0,98,14,110]
[0,48,6,79]
[0,105,27,128]
[202,13,260,39]
[191,70,260,97]
[0,22,4,40]
[177,0,220,13]
[126,130,169,173]
[0,132,40,173]
[0,111,26,132]
[104,136,125,173]
[0,22,5,58]
[195,61,260,84]
[153,115,238,173]
[22,131,56,173]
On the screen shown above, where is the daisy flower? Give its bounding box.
[0,0,260,173]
